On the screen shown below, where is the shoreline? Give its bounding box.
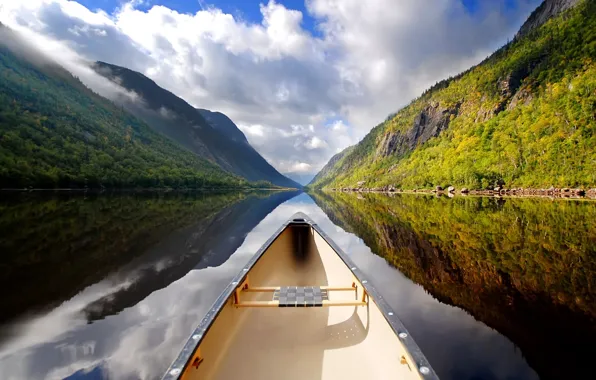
[0,187,300,193]
[325,187,596,200]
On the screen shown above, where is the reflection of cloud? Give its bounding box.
[0,279,134,360]
[0,194,537,380]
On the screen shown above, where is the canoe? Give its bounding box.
[162,212,438,380]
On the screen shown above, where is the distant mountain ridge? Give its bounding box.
[308,146,354,187]
[283,172,316,186]
[92,61,301,189]
[309,0,594,190]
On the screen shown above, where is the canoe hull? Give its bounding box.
[163,213,438,380]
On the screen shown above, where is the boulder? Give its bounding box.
[447,186,455,193]
[460,188,469,193]
[435,186,443,192]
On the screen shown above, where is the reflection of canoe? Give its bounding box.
[162,212,438,380]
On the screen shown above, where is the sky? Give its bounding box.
[0,0,541,176]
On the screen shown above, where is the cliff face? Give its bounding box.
[310,0,594,190]
[376,102,461,158]
[516,0,581,38]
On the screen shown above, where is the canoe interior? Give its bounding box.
[177,222,425,380]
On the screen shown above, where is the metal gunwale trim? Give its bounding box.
[161,218,292,380]
[308,215,440,380]
[162,212,439,380]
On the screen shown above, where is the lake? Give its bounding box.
[0,191,593,380]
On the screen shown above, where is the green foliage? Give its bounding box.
[0,45,270,189]
[311,1,596,189]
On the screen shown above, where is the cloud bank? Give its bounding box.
[0,0,540,175]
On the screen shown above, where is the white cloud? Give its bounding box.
[238,123,266,137]
[290,162,313,173]
[0,0,540,175]
[305,136,328,150]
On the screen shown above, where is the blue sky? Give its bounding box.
[73,0,525,37]
[77,0,319,34]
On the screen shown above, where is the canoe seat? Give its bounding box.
[273,286,329,307]
[234,284,367,308]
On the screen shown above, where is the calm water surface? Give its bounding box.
[0,191,593,380]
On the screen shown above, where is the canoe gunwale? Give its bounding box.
[162,215,291,380]
[162,212,439,380]
[311,215,439,379]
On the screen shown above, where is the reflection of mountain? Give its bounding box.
[310,191,596,380]
[82,190,300,322]
[0,191,293,326]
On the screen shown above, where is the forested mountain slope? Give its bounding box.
[309,146,354,187]
[309,0,595,190]
[92,62,301,189]
[0,25,256,189]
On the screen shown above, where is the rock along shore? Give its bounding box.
[328,185,596,199]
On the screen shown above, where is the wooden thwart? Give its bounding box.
[235,300,367,308]
[242,286,355,292]
[232,278,365,308]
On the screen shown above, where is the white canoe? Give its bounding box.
[163,212,438,380]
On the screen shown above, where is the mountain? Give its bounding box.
[283,172,316,186]
[0,25,247,189]
[308,146,354,187]
[309,0,595,190]
[92,62,301,189]
[516,0,581,38]
[196,108,248,144]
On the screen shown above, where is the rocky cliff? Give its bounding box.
[376,102,461,158]
[516,0,581,38]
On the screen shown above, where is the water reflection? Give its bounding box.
[311,191,595,380]
[0,191,592,380]
[0,190,299,379]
